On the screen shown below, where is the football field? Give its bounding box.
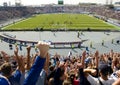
[2,13,120,31]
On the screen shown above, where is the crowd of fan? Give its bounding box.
[0,6,34,21]
[0,5,120,22]
[0,41,120,85]
[84,5,120,20]
[34,5,120,21]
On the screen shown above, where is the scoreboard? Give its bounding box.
[58,0,64,5]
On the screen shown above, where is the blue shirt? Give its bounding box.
[9,70,21,85]
[23,56,46,85]
[0,74,11,85]
[0,56,46,85]
[0,77,10,85]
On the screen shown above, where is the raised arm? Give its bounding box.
[77,51,86,85]
[23,41,49,85]
[112,78,120,85]
[44,52,50,75]
[26,46,31,70]
[81,51,86,68]
[1,51,10,62]
[14,46,24,72]
[31,53,38,66]
[112,54,117,72]
[77,51,86,69]
[95,50,99,68]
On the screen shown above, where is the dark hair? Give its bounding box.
[56,57,59,61]
[99,64,109,76]
[70,74,75,84]
[0,63,12,76]
[49,65,55,71]
[0,56,2,59]
[60,69,65,77]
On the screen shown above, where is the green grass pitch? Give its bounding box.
[3,13,120,31]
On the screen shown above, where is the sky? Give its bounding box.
[0,0,120,6]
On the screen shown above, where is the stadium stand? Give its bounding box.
[0,42,120,85]
[0,4,120,21]
[0,3,120,85]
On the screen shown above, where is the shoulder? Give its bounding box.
[100,77,115,85]
[87,75,99,85]
[0,77,10,85]
[108,78,115,83]
[87,74,98,81]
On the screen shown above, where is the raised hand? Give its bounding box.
[82,51,86,66]
[82,51,86,58]
[26,46,31,54]
[77,51,86,69]
[36,41,50,58]
[1,51,10,62]
[77,63,83,69]
[14,46,25,72]
[95,50,99,68]
[95,50,99,57]
[26,46,31,70]
[14,45,19,56]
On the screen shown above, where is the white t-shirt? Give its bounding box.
[110,70,120,81]
[87,75,115,85]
